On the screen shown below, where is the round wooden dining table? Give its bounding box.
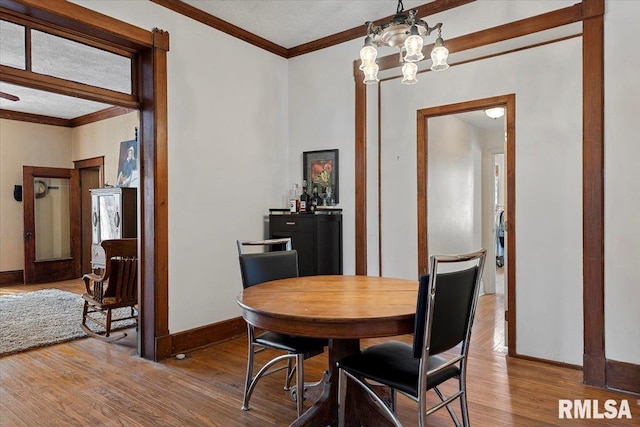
[237,275,418,427]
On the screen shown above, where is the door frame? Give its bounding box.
[22,166,81,284]
[1,0,169,361]
[74,157,105,275]
[416,94,516,355]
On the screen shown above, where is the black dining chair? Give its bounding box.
[336,249,486,427]
[237,239,327,416]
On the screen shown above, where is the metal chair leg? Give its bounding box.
[295,353,304,416]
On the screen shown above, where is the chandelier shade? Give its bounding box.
[401,62,418,85]
[359,0,449,85]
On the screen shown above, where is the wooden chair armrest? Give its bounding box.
[82,273,104,298]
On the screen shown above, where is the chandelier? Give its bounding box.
[359,0,449,85]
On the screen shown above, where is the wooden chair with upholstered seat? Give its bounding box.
[81,238,138,342]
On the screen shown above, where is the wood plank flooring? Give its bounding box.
[0,283,638,426]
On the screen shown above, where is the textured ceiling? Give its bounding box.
[182,0,430,48]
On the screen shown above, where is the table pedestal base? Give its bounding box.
[290,339,397,427]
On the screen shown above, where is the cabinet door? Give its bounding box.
[270,216,316,276]
[91,194,100,244]
[98,193,122,241]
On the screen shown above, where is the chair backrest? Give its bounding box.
[239,250,299,289]
[413,249,486,359]
[236,238,292,255]
[101,238,138,302]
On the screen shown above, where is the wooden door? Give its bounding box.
[23,166,81,284]
[79,168,100,274]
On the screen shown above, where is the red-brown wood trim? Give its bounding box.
[70,106,136,128]
[354,61,367,276]
[514,353,583,371]
[0,270,24,286]
[605,359,640,395]
[73,156,104,187]
[149,0,288,58]
[170,317,246,355]
[582,0,605,388]
[0,65,139,109]
[137,28,170,361]
[376,3,584,72]
[25,21,32,71]
[377,84,382,277]
[0,9,138,57]
[0,108,71,127]
[416,111,428,276]
[0,0,153,50]
[504,97,517,357]
[287,0,475,58]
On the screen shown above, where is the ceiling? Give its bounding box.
[0,0,502,130]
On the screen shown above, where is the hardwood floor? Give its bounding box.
[0,285,637,426]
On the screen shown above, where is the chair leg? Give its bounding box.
[285,358,295,390]
[242,327,255,411]
[295,353,304,417]
[433,386,462,427]
[460,391,470,427]
[338,368,347,427]
[82,301,89,327]
[105,308,113,338]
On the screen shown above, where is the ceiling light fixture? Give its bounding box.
[485,107,505,119]
[359,0,449,85]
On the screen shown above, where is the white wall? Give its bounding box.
[604,1,640,364]
[427,116,482,258]
[74,1,290,333]
[288,39,361,275]
[0,120,72,271]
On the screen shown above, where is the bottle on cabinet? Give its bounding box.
[310,185,320,212]
[289,183,300,213]
[300,180,310,213]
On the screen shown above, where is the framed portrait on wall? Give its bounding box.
[303,149,339,203]
[116,139,138,188]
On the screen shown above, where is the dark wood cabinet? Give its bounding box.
[269,212,342,276]
[90,187,137,269]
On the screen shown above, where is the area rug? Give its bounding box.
[0,289,136,357]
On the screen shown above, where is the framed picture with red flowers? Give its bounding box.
[303,149,339,204]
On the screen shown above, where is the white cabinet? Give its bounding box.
[90,187,137,269]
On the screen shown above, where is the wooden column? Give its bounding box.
[139,28,170,361]
[581,0,605,387]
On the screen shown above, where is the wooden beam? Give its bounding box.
[0,65,139,109]
[0,108,71,126]
[0,0,153,50]
[70,106,136,128]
